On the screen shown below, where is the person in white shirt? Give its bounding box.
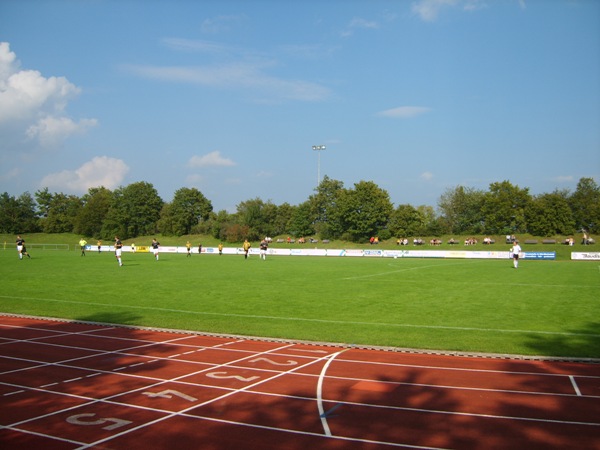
[510,241,522,269]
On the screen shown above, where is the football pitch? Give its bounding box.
[1,248,598,359]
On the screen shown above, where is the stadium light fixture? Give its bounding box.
[312,145,326,186]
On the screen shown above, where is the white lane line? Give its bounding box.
[569,375,582,396]
[317,349,348,437]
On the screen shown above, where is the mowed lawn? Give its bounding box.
[1,247,598,359]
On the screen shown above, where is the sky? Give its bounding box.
[1,0,599,213]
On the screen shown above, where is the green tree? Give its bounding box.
[481,181,531,234]
[0,192,38,233]
[34,187,53,227]
[103,182,163,239]
[438,185,486,234]
[525,191,575,237]
[335,180,393,242]
[160,187,213,236]
[289,201,315,237]
[416,205,439,236]
[569,177,600,234]
[42,193,82,233]
[74,187,112,238]
[236,198,276,239]
[389,204,426,237]
[308,176,344,239]
[207,210,233,240]
[272,202,295,236]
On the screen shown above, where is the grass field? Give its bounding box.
[1,235,599,359]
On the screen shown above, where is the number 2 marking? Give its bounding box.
[249,357,298,366]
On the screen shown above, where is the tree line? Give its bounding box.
[1,177,598,242]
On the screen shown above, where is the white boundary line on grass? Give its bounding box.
[1,295,599,338]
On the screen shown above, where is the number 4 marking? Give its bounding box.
[142,389,198,402]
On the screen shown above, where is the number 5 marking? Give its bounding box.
[66,413,132,431]
[206,371,260,382]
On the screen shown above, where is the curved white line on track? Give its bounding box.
[317,349,347,436]
[1,295,599,338]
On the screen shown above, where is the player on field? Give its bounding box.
[79,238,87,256]
[259,238,268,260]
[151,238,160,261]
[242,239,251,259]
[510,240,522,269]
[16,235,31,259]
[115,236,123,266]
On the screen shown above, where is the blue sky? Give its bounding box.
[1,0,599,213]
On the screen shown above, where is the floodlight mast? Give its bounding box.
[312,145,326,186]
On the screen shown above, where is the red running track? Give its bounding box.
[0,315,599,449]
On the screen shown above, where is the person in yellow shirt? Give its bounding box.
[186,241,192,257]
[79,238,88,256]
[242,239,251,259]
[218,243,223,255]
[97,239,102,253]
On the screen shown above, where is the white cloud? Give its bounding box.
[412,0,486,22]
[421,171,434,181]
[0,42,97,149]
[161,38,233,54]
[412,0,458,22]
[377,106,431,118]
[341,17,380,37]
[554,175,573,183]
[200,15,245,34]
[0,167,21,182]
[122,61,331,102]
[26,116,98,147]
[40,156,129,192]
[188,151,235,168]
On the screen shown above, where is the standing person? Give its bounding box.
[79,238,88,256]
[242,239,251,259]
[510,240,522,269]
[97,239,102,253]
[186,241,192,257]
[16,236,31,259]
[198,243,202,254]
[114,236,123,266]
[151,238,160,261]
[16,235,24,260]
[259,238,268,261]
[218,243,223,255]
